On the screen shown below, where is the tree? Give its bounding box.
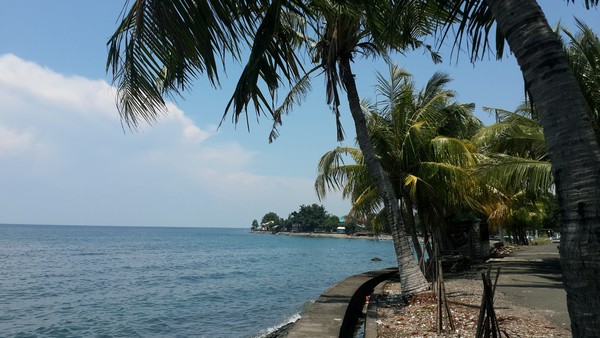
[323,215,341,233]
[473,105,554,244]
[287,203,328,232]
[316,67,482,259]
[433,1,600,333]
[251,219,259,230]
[261,212,281,226]
[107,0,441,295]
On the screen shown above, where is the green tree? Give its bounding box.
[261,212,281,230]
[316,67,481,260]
[473,105,554,243]
[287,203,328,232]
[107,0,439,295]
[261,212,280,224]
[251,219,259,230]
[344,221,357,234]
[323,215,341,233]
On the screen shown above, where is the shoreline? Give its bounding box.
[251,230,392,241]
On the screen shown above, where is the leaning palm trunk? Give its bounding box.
[488,0,600,335]
[339,57,428,295]
[402,193,424,266]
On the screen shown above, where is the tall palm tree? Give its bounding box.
[107,1,445,295]
[369,67,481,254]
[423,0,600,334]
[316,67,481,261]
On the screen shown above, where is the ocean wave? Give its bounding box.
[254,313,301,338]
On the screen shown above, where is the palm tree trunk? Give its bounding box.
[339,56,428,295]
[488,1,600,335]
[402,192,424,265]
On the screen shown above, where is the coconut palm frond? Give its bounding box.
[350,185,383,217]
[315,146,366,199]
[366,210,388,234]
[563,19,600,142]
[473,109,547,160]
[108,0,313,132]
[107,0,245,127]
[411,89,455,126]
[439,102,481,139]
[399,120,430,161]
[270,65,322,142]
[374,65,412,115]
[430,136,478,167]
[224,0,309,128]
[477,154,553,196]
[421,71,453,103]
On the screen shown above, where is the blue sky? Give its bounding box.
[0,1,598,227]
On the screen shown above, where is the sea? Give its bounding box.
[0,224,397,337]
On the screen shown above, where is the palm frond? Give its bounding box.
[350,185,383,217]
[269,65,321,142]
[421,71,453,102]
[107,0,255,128]
[315,146,365,199]
[563,19,600,143]
[224,0,308,127]
[477,154,554,196]
[430,136,478,167]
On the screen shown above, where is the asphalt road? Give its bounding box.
[488,243,570,330]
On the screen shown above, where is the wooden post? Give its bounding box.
[476,268,502,338]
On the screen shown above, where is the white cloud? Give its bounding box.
[0,125,36,156]
[0,54,118,121]
[0,54,348,227]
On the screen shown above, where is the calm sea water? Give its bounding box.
[0,224,396,337]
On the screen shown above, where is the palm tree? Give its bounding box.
[475,19,600,238]
[473,106,552,194]
[473,106,554,243]
[107,1,447,295]
[316,67,482,263]
[425,0,600,334]
[563,19,600,143]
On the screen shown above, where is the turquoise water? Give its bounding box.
[0,224,396,337]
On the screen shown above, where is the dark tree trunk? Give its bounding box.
[488,0,600,335]
[338,56,428,295]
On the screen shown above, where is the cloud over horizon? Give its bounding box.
[0,54,347,227]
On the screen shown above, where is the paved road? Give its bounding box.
[487,243,569,330]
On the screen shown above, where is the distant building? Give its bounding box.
[336,226,346,234]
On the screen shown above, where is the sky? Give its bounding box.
[0,1,598,228]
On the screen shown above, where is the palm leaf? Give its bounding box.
[269,65,322,142]
[563,19,600,142]
[315,146,365,199]
[477,154,554,196]
[107,0,247,128]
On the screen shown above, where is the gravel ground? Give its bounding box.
[375,268,571,337]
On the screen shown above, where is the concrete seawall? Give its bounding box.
[285,267,398,338]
